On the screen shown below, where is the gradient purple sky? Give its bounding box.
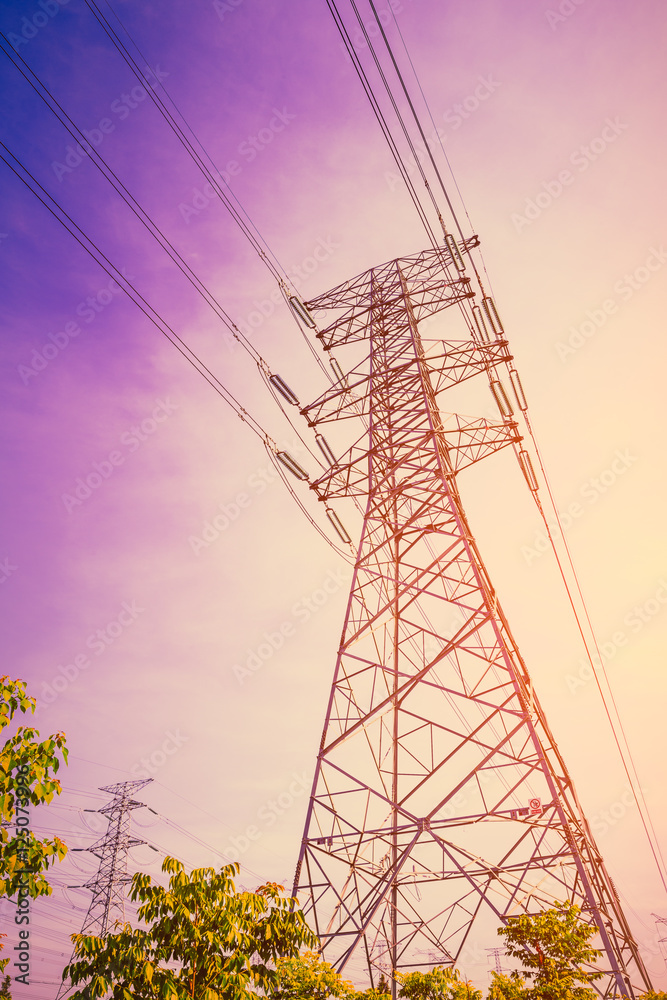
[1,0,667,995]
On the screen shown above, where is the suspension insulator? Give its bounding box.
[472,305,492,344]
[330,357,348,385]
[269,374,299,406]
[490,379,514,418]
[482,296,504,338]
[289,295,317,329]
[509,369,528,411]
[444,233,465,272]
[326,507,352,545]
[316,433,337,466]
[276,451,309,480]
[518,449,539,491]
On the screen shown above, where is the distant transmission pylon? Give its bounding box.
[78,778,152,934]
[292,245,652,1000]
[485,947,508,976]
[651,914,667,972]
[56,779,152,999]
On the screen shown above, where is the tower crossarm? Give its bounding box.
[308,243,480,348]
[302,339,509,428]
[309,415,522,503]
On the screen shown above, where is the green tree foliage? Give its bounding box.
[0,933,8,983]
[274,950,356,999]
[65,857,318,999]
[0,675,68,900]
[497,902,602,1000]
[362,972,391,1000]
[0,971,12,999]
[486,972,526,1000]
[395,966,482,1000]
[272,954,397,1000]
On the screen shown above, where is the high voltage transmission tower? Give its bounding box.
[291,245,652,1000]
[56,779,152,999]
[651,914,667,972]
[485,947,509,976]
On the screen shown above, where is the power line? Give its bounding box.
[0,141,272,442]
[524,421,667,894]
[91,0,339,383]
[99,0,290,284]
[80,0,287,289]
[347,0,452,234]
[0,139,350,559]
[385,3,497,299]
[323,0,440,247]
[0,57,353,556]
[0,34,322,391]
[86,0,348,389]
[322,1,495,353]
[365,0,491,298]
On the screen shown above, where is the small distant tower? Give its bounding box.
[485,948,508,976]
[56,779,152,999]
[651,914,667,972]
[78,779,152,935]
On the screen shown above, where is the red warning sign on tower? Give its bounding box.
[529,798,543,816]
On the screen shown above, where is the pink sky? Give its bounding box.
[1,0,667,995]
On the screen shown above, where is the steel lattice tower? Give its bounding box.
[292,245,651,999]
[56,779,151,999]
[78,779,152,935]
[651,914,667,972]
